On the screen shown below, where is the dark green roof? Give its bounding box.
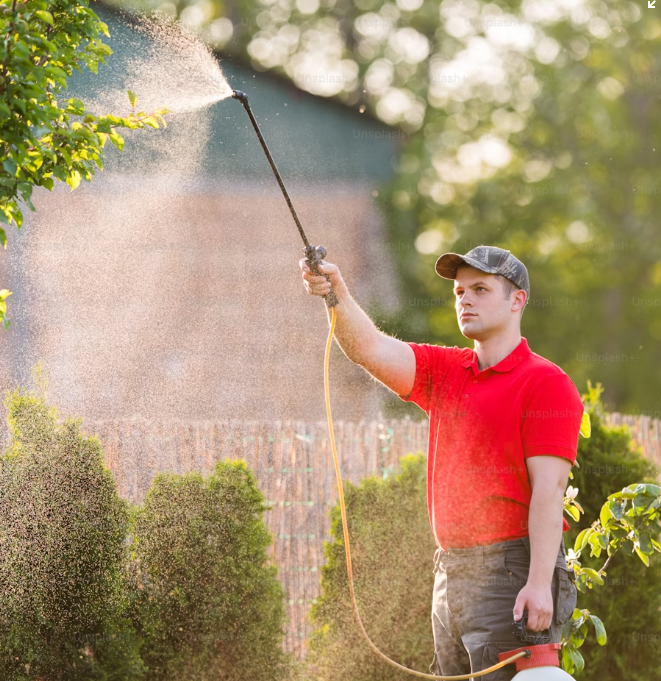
[70,4,402,181]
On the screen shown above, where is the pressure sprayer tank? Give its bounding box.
[499,644,575,680]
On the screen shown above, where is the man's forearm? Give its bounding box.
[325,280,380,366]
[527,488,564,588]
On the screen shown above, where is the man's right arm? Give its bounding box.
[300,258,416,398]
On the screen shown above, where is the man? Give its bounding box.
[300,245,581,680]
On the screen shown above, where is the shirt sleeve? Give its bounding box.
[521,373,584,464]
[397,342,456,415]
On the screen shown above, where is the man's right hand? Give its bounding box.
[299,258,343,299]
[298,256,415,398]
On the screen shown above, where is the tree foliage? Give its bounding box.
[0,0,168,328]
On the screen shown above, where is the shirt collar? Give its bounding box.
[459,337,531,374]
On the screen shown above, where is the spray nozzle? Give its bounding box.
[232,90,248,103]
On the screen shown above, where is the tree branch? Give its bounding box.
[598,553,614,574]
[35,24,54,69]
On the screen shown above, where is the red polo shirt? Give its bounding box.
[399,337,584,549]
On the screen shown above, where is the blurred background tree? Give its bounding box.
[106,0,661,417]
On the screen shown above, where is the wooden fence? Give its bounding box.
[86,412,660,659]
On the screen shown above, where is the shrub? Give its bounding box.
[566,384,661,681]
[305,454,436,681]
[130,460,291,681]
[0,388,145,680]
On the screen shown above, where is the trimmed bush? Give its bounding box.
[0,388,145,680]
[130,461,291,681]
[305,454,436,681]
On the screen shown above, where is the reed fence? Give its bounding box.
[85,412,661,659]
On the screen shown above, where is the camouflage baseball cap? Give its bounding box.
[435,245,530,302]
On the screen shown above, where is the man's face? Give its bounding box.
[453,265,521,340]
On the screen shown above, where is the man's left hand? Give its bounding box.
[513,582,553,631]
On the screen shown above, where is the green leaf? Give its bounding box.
[590,615,607,645]
[643,496,661,514]
[141,115,160,128]
[563,645,585,674]
[66,98,86,115]
[574,527,593,554]
[609,498,626,520]
[0,290,12,300]
[66,171,81,191]
[128,90,138,108]
[580,567,604,586]
[0,229,6,249]
[579,411,591,438]
[35,10,54,25]
[634,547,650,566]
[52,165,67,182]
[639,532,654,555]
[108,131,124,151]
[2,316,10,331]
[608,490,638,500]
[633,495,650,511]
[565,504,580,522]
[3,159,17,177]
[588,531,603,556]
[600,502,612,527]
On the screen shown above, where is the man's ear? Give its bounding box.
[512,290,527,314]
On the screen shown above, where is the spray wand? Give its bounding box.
[230,89,566,680]
[232,90,338,309]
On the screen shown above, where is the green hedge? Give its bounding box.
[0,389,145,680]
[0,389,291,680]
[305,454,436,681]
[306,386,661,680]
[130,462,291,681]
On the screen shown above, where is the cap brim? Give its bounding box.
[435,253,501,279]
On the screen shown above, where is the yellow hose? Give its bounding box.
[323,306,528,679]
